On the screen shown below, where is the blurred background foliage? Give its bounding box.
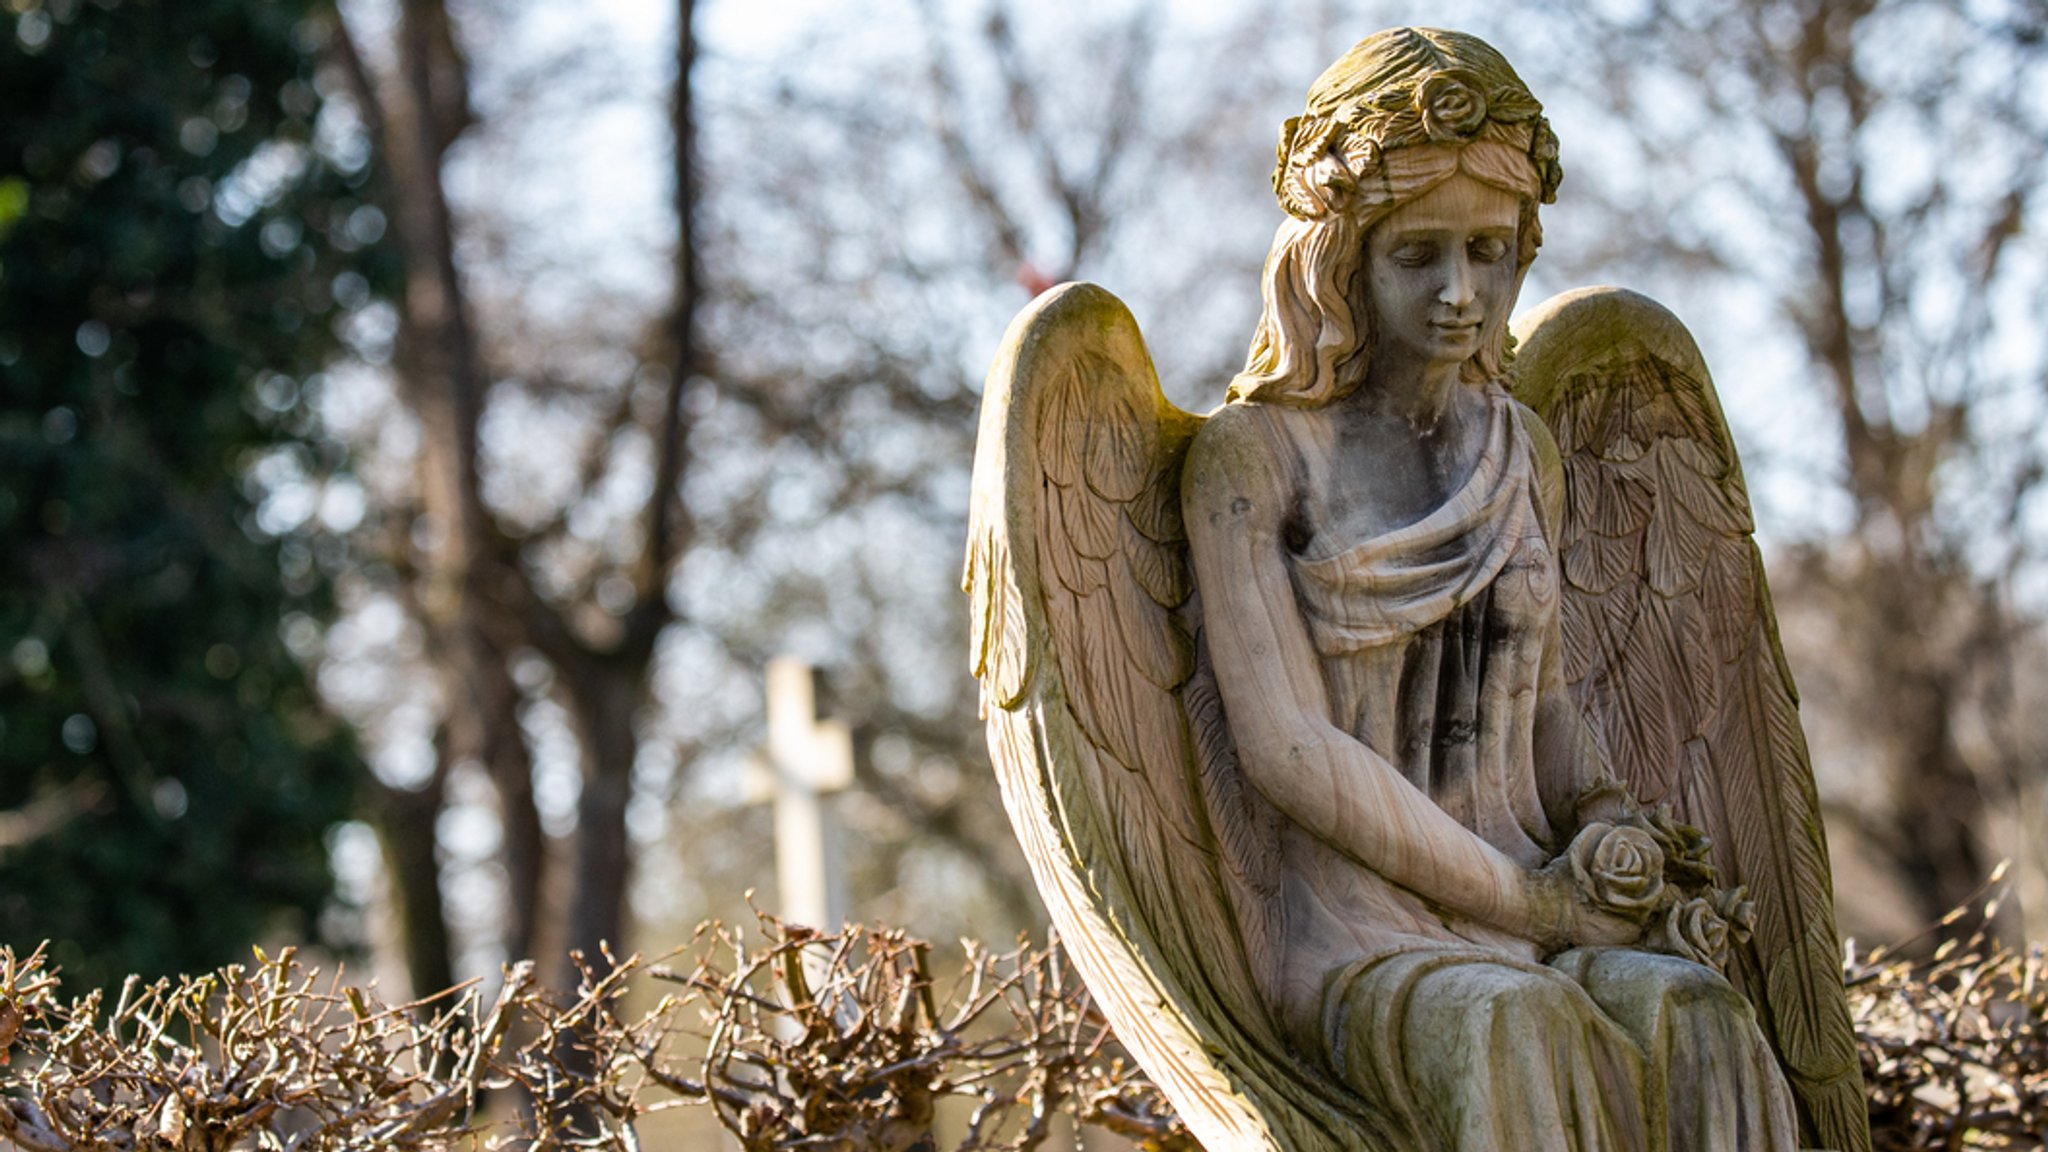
[4,0,2048,1010]
[0,0,396,991]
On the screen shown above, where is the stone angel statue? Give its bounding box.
[965,27,1872,1152]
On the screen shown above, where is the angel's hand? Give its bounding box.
[1562,887,1648,949]
[1524,857,1650,953]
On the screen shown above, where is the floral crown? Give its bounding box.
[1271,66,1563,221]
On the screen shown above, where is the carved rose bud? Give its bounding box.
[1660,897,1734,971]
[1568,822,1666,915]
[1414,71,1489,143]
[1714,885,1757,945]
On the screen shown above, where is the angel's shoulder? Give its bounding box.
[1184,401,1300,511]
[1187,401,1294,481]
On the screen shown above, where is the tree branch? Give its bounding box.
[628,0,700,655]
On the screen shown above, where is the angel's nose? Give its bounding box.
[1439,254,1476,309]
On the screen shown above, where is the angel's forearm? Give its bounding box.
[1240,725,1541,936]
[1185,412,1545,938]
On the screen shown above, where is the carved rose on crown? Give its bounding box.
[1414,70,1489,143]
[1568,822,1667,915]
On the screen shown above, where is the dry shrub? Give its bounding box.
[0,919,1181,1151]
[1850,884,2048,1149]
[0,942,516,1150]
[1,908,2039,1150]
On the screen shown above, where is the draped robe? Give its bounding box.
[1218,386,1799,1151]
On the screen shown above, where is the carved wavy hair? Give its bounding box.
[1228,28,1560,407]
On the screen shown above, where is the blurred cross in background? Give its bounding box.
[745,658,855,930]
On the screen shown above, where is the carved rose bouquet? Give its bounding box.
[1562,806,1754,975]
[1646,888,1757,971]
[1567,822,1666,915]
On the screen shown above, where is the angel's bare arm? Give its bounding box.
[1182,405,1565,942]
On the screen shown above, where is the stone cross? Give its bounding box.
[744,657,854,929]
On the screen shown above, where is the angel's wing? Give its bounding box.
[966,283,1390,1152]
[1511,287,1871,1152]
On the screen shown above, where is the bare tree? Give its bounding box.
[302,0,1380,988]
[326,0,698,990]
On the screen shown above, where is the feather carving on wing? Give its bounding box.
[965,283,1392,1152]
[1512,287,1873,1152]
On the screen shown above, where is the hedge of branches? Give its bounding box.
[0,909,2040,1151]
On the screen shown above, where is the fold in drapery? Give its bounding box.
[1290,389,1537,655]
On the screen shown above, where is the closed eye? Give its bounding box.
[1469,235,1511,263]
[1390,242,1438,268]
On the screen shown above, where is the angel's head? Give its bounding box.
[1229,28,1561,407]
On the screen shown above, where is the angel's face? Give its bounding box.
[1364,171,1521,379]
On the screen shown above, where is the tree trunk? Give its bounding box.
[558,660,643,980]
[344,0,523,988]
[371,753,456,1001]
[333,0,703,1004]
[1867,589,1990,923]
[487,674,548,966]
[450,626,546,963]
